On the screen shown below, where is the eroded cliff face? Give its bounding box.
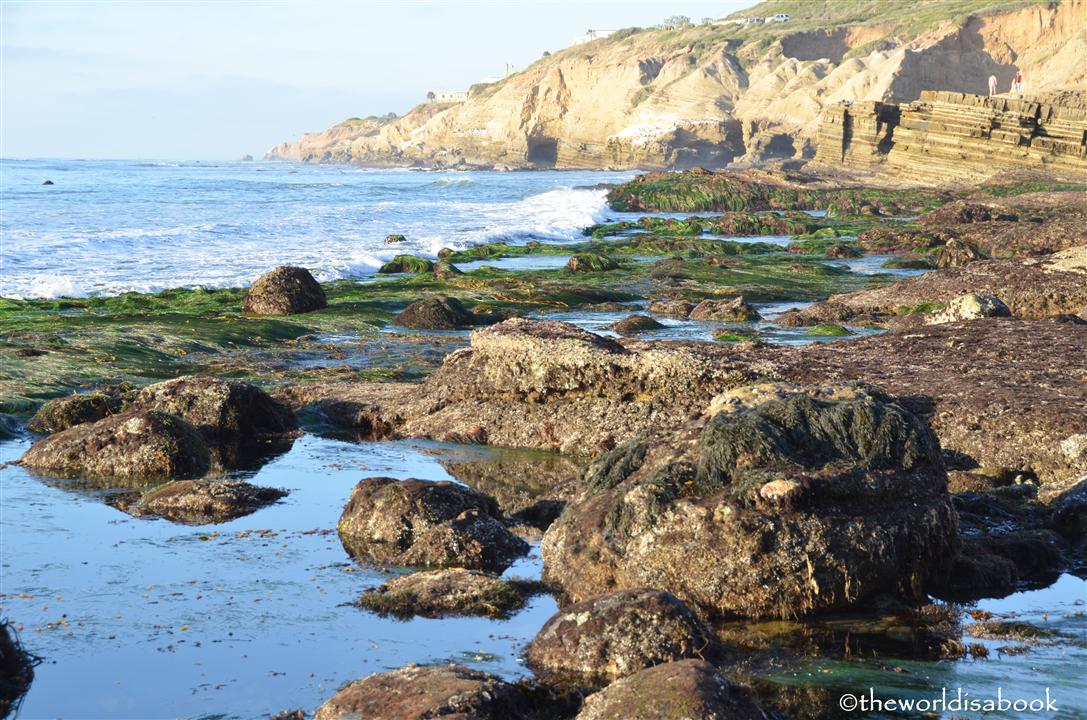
[267,0,1085,171]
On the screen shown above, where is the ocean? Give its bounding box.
[0,159,636,300]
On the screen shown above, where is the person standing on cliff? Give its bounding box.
[988,74,998,96]
[1014,71,1023,93]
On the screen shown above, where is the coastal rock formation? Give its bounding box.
[575,660,766,720]
[131,376,297,443]
[27,390,127,434]
[314,664,530,720]
[281,317,1087,495]
[815,91,1087,183]
[20,411,211,482]
[541,383,959,618]
[925,293,1011,324]
[355,568,526,619]
[123,479,287,524]
[526,589,717,684]
[243,266,327,315]
[268,2,1085,170]
[689,296,762,322]
[936,239,987,268]
[786,249,1087,325]
[567,254,619,273]
[337,477,528,571]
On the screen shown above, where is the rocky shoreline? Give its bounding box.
[3,169,1085,718]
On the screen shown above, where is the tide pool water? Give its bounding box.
[0,160,636,299]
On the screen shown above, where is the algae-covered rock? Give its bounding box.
[27,391,126,434]
[395,296,476,329]
[921,201,993,226]
[608,315,664,336]
[806,323,853,336]
[0,621,36,720]
[243,266,327,315]
[124,479,287,524]
[882,254,936,270]
[314,664,530,720]
[926,293,1011,324]
[355,568,526,619]
[20,411,211,482]
[542,383,958,618]
[379,255,434,274]
[567,253,619,272]
[575,660,765,720]
[826,243,862,259]
[647,299,695,317]
[432,260,463,279]
[383,233,407,244]
[526,588,717,684]
[131,376,297,443]
[338,477,528,571]
[936,238,987,268]
[689,297,762,322]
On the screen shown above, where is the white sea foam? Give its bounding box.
[0,161,632,299]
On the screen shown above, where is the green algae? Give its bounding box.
[806,324,853,337]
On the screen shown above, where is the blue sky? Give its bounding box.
[2,1,754,159]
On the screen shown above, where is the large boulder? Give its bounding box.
[19,411,210,482]
[395,296,476,329]
[314,664,530,720]
[338,477,528,572]
[27,391,126,433]
[541,383,959,618]
[355,568,526,619]
[525,589,717,685]
[689,297,762,322]
[925,293,1011,325]
[130,376,297,443]
[123,479,287,524]
[575,660,765,720]
[243,266,326,315]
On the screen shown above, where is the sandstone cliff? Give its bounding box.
[267,0,1085,171]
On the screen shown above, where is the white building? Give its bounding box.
[572,29,617,45]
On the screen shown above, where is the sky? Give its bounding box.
[1,1,755,160]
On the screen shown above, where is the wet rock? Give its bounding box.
[647,299,695,317]
[944,530,1064,600]
[27,391,126,434]
[542,383,958,618]
[826,243,862,259]
[384,233,407,244]
[688,297,762,322]
[123,479,287,524]
[355,568,526,619]
[379,255,434,274]
[338,477,528,571]
[925,293,1010,324]
[314,664,531,720]
[243,266,327,315]
[19,411,211,482]
[936,238,987,268]
[608,315,664,336]
[395,296,476,329]
[131,376,297,443]
[575,660,765,720]
[526,589,717,684]
[0,622,36,719]
[41,180,54,186]
[567,253,618,272]
[1049,477,1087,546]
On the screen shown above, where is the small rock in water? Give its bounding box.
[314,664,533,720]
[526,588,718,685]
[123,479,287,524]
[42,180,54,185]
[608,314,664,336]
[355,568,527,619]
[337,477,528,572]
[689,296,762,322]
[575,660,766,720]
[384,233,407,244]
[395,296,476,329]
